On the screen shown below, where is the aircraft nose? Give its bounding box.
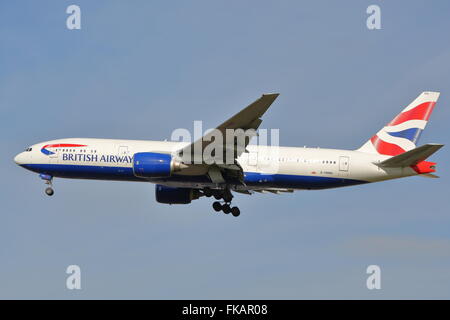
[14,152,25,165]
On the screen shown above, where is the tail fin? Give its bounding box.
[358,92,440,156]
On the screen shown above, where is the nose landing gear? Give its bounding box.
[39,173,54,196]
[45,187,54,196]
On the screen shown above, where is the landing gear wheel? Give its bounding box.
[45,187,54,196]
[222,204,231,214]
[212,201,222,212]
[213,194,222,200]
[204,188,213,197]
[231,207,240,217]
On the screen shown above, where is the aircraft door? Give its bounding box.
[49,147,58,163]
[339,156,349,176]
[117,146,130,174]
[247,150,258,170]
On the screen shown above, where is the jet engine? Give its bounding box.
[155,184,200,204]
[133,152,186,178]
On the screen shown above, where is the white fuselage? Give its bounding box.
[14,138,419,191]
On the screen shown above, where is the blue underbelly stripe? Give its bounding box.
[22,163,143,181]
[243,172,367,189]
[21,164,368,189]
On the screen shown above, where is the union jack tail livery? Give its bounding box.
[358,91,440,156]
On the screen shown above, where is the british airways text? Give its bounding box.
[62,153,133,163]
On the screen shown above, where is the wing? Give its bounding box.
[177,93,279,184]
[179,93,279,165]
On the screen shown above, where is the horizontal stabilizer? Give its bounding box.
[377,143,444,167]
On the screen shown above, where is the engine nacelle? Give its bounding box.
[155,184,199,204]
[133,152,185,178]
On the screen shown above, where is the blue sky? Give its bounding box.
[1,0,450,299]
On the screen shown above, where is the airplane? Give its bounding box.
[14,91,443,217]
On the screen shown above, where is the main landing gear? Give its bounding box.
[212,201,240,217]
[204,187,240,217]
[39,173,54,196]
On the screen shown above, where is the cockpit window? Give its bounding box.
[25,147,32,152]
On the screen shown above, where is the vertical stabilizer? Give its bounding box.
[358,92,440,156]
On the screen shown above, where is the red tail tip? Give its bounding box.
[411,161,436,174]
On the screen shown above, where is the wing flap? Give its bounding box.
[253,188,294,194]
